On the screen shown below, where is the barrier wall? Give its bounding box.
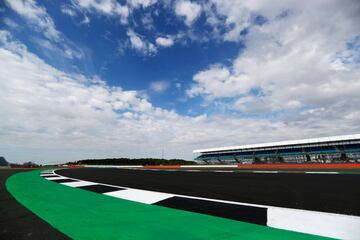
[79,163,360,170]
[236,163,360,169]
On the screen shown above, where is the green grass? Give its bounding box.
[6,170,332,240]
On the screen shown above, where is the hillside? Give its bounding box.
[0,156,9,166]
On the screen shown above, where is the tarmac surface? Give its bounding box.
[7,170,332,240]
[58,168,360,216]
[0,169,70,240]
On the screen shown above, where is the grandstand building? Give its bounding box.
[193,134,360,164]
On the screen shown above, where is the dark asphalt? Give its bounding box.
[0,169,71,240]
[58,168,360,216]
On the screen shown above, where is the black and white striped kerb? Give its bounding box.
[40,170,360,240]
[78,184,125,193]
[40,170,267,226]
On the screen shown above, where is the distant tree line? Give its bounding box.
[9,161,40,168]
[72,158,197,166]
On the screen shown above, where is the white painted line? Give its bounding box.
[267,207,360,240]
[253,171,279,173]
[84,165,143,168]
[214,170,234,173]
[305,172,339,174]
[181,165,238,168]
[104,189,174,204]
[61,181,97,187]
[185,170,201,172]
[45,177,68,180]
[41,174,57,177]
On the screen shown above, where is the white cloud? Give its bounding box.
[75,0,114,14]
[81,15,91,25]
[114,4,130,24]
[3,18,19,29]
[34,38,83,60]
[73,0,129,24]
[141,13,155,30]
[5,0,85,60]
[188,1,360,121]
[5,0,60,40]
[127,30,157,55]
[1,30,359,164]
[155,36,174,47]
[204,0,252,42]
[127,30,144,49]
[61,4,77,17]
[187,64,252,100]
[175,0,202,26]
[128,0,157,8]
[150,80,170,93]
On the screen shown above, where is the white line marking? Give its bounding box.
[45,177,68,180]
[61,181,97,187]
[181,165,238,168]
[104,189,174,204]
[185,170,201,172]
[214,170,234,173]
[253,171,279,173]
[83,165,143,168]
[41,174,57,177]
[305,172,339,174]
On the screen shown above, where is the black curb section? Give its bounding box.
[154,196,268,225]
[78,184,125,193]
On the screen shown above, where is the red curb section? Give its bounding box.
[236,163,360,169]
[66,163,360,170]
[140,163,360,169]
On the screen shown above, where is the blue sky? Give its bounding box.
[2,0,242,115]
[1,0,360,163]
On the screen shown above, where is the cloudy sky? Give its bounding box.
[1,0,360,163]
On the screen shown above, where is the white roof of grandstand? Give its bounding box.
[193,134,360,154]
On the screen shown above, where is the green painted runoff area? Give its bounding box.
[6,170,332,240]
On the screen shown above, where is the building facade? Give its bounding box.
[193,134,360,164]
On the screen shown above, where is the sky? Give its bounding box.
[1,0,360,164]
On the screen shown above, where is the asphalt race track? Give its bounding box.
[0,169,70,240]
[58,168,360,216]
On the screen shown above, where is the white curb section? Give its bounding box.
[267,207,360,240]
[104,189,175,204]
